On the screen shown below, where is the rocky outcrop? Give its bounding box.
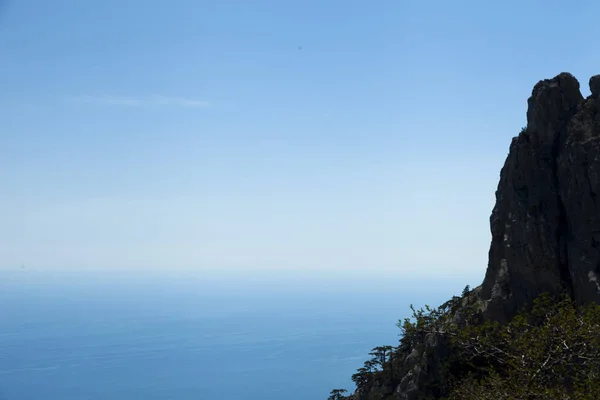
[482,72,600,322]
[394,334,452,400]
[354,72,600,400]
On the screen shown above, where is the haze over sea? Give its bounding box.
[5,0,600,399]
[0,268,474,400]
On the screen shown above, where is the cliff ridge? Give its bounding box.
[335,72,600,400]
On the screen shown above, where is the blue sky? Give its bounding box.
[2,0,600,279]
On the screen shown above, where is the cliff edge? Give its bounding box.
[482,72,600,323]
[344,72,600,400]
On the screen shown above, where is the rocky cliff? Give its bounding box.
[482,72,600,323]
[349,72,600,400]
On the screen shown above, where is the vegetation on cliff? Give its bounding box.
[327,73,600,399]
[329,290,600,399]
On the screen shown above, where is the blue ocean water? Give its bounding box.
[0,269,465,400]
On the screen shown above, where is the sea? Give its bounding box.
[0,268,469,400]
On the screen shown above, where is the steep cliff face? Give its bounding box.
[352,73,600,400]
[482,72,600,323]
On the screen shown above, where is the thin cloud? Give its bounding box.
[72,95,210,109]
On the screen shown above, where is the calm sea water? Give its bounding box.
[0,269,465,400]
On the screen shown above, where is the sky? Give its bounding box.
[2,0,600,280]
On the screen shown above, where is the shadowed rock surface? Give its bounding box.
[482,72,600,323]
[351,72,600,400]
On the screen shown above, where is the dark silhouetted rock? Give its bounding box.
[481,72,584,322]
[355,72,600,399]
[481,72,600,323]
[589,74,600,97]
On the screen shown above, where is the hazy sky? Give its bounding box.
[2,0,600,277]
